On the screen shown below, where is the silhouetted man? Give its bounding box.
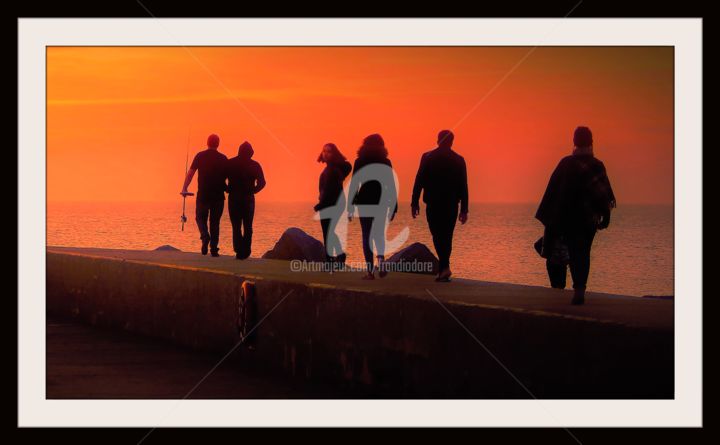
[181,134,228,257]
[411,130,469,282]
[226,141,266,260]
[536,126,616,305]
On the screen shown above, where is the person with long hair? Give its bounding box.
[314,143,352,270]
[347,134,398,279]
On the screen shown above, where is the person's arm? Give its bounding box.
[597,164,615,230]
[458,158,469,224]
[253,164,267,194]
[313,187,325,212]
[181,154,200,195]
[315,169,338,211]
[346,160,360,219]
[181,168,196,194]
[535,159,569,227]
[411,154,426,218]
[386,160,398,221]
[223,158,230,193]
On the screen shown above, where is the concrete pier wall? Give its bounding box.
[46,251,673,398]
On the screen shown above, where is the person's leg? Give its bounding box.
[195,200,210,254]
[427,205,456,272]
[326,212,344,257]
[240,199,255,259]
[327,211,346,267]
[567,231,595,290]
[546,260,567,289]
[228,199,242,256]
[425,206,444,269]
[373,213,388,276]
[208,200,224,255]
[442,205,458,270]
[567,229,596,303]
[320,218,333,263]
[359,217,375,275]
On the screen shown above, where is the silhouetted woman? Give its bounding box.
[536,126,616,305]
[347,134,398,279]
[314,143,352,270]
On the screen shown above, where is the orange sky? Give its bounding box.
[47,47,673,204]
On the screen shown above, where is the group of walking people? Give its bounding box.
[181,126,615,305]
[313,130,469,282]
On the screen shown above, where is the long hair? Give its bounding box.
[357,133,389,159]
[317,143,347,163]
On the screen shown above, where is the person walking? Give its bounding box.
[181,133,228,257]
[347,134,398,279]
[535,126,616,305]
[411,130,469,282]
[226,141,266,260]
[314,143,352,270]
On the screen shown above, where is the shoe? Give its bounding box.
[377,256,388,278]
[571,288,585,305]
[324,255,335,273]
[211,249,220,257]
[201,240,209,255]
[361,271,375,280]
[235,253,244,260]
[336,253,347,270]
[435,268,452,282]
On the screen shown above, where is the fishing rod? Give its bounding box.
[180,128,194,231]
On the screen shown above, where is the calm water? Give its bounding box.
[47,201,673,297]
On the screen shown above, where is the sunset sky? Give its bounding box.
[47,47,673,204]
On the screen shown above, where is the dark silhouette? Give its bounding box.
[347,134,398,279]
[411,130,469,282]
[226,141,266,260]
[314,143,352,270]
[534,236,570,289]
[181,134,228,257]
[535,126,616,305]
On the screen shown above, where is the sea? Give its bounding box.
[47,201,673,297]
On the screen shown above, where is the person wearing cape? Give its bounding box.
[535,126,616,305]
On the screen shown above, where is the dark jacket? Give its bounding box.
[190,149,228,203]
[411,147,469,214]
[347,155,398,215]
[535,153,616,232]
[314,160,352,211]
[226,144,266,200]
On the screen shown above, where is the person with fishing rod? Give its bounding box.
[181,133,228,257]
